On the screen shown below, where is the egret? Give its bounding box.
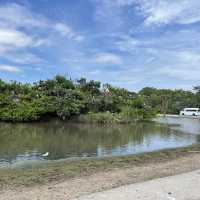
[42,152,49,157]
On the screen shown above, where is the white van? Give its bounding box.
[180,108,200,116]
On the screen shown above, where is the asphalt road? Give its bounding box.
[74,170,200,200]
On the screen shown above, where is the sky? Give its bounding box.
[0,0,200,91]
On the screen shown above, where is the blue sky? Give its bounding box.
[0,0,200,91]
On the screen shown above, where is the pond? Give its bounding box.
[155,116,200,135]
[0,117,199,167]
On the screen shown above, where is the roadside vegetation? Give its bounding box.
[0,76,199,122]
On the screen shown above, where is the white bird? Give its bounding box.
[42,152,49,157]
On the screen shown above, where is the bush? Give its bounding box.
[0,77,157,123]
[75,112,122,124]
[120,106,156,122]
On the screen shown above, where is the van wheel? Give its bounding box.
[182,113,184,115]
[193,113,196,116]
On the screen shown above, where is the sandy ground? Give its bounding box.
[1,152,200,200]
[75,169,200,200]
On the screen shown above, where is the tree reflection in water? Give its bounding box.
[0,120,197,166]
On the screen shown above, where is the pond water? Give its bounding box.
[0,117,199,167]
[155,116,200,135]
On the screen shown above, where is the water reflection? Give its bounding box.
[155,116,200,135]
[0,119,198,167]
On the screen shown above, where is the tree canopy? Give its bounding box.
[0,76,198,122]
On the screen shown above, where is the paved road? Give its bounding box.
[74,170,200,200]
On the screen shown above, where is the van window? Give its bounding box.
[185,109,198,112]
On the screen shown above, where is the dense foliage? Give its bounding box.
[139,87,198,114]
[0,76,199,122]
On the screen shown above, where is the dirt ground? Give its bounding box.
[1,151,200,200]
[75,170,200,200]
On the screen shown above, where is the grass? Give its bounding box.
[73,111,144,124]
[74,112,124,124]
[1,144,200,189]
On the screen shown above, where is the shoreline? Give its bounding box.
[1,145,200,194]
[0,114,153,124]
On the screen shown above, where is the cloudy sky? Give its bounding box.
[0,0,200,91]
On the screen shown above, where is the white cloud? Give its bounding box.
[176,51,200,64]
[92,0,120,21]
[0,28,47,65]
[74,35,85,42]
[0,65,21,73]
[92,0,135,9]
[93,53,123,65]
[54,23,84,41]
[0,28,33,48]
[0,2,84,67]
[85,66,145,90]
[4,53,43,65]
[116,0,135,6]
[135,0,200,26]
[91,0,131,29]
[156,67,200,81]
[0,3,83,42]
[105,28,200,84]
[0,27,47,62]
[153,50,200,81]
[114,29,200,54]
[0,3,47,29]
[114,35,140,52]
[54,23,75,39]
[0,3,48,65]
[92,0,200,28]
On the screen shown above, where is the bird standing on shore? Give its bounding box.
[42,152,49,157]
